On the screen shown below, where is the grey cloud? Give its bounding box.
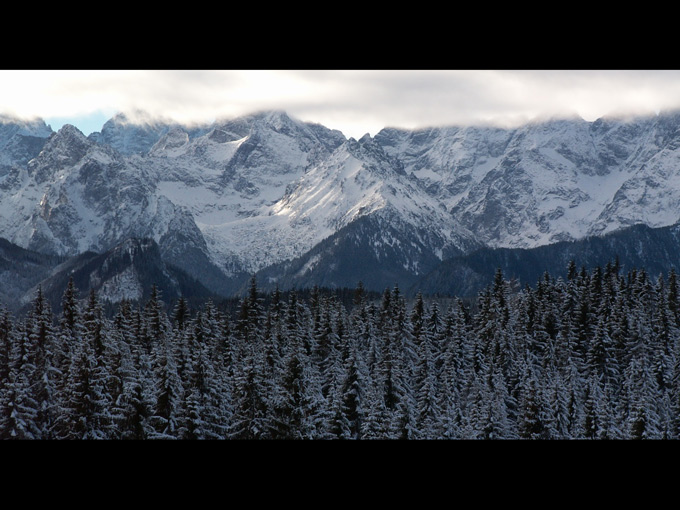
[8,70,680,140]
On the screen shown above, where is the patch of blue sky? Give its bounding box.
[44,110,115,136]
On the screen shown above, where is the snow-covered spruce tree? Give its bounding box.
[148,333,183,439]
[667,268,680,330]
[313,295,338,397]
[229,314,267,437]
[436,302,469,439]
[462,361,514,439]
[413,304,443,439]
[270,291,326,439]
[112,336,154,440]
[329,334,366,439]
[53,279,85,438]
[143,285,171,350]
[670,316,680,438]
[111,299,155,439]
[387,286,418,439]
[315,299,346,437]
[261,284,285,380]
[516,361,548,440]
[177,306,229,439]
[20,287,62,439]
[624,353,662,439]
[60,319,111,438]
[229,278,281,439]
[586,315,619,389]
[356,300,391,439]
[235,276,265,352]
[58,277,79,366]
[0,307,13,436]
[172,296,190,333]
[651,275,677,395]
[372,287,411,439]
[0,320,41,439]
[541,370,574,439]
[143,287,183,439]
[228,361,270,439]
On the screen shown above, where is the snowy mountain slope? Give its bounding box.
[0,114,52,175]
[3,125,176,255]
[0,124,237,296]
[0,110,353,291]
[375,111,680,250]
[88,111,211,155]
[411,221,680,298]
[375,118,614,246]
[254,212,460,293]
[147,110,348,275]
[265,134,478,265]
[6,107,680,298]
[0,237,63,310]
[16,237,217,315]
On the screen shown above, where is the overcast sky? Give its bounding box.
[1,70,679,139]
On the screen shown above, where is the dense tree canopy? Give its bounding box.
[2,264,680,440]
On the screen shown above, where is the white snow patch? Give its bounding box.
[99,266,143,303]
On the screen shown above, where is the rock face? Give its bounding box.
[375,113,680,250]
[10,237,216,315]
[0,114,52,176]
[88,111,211,156]
[4,108,680,300]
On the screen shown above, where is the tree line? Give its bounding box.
[2,260,680,439]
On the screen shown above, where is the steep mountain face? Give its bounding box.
[6,126,180,253]
[0,123,235,295]
[16,237,216,316]
[0,110,354,296]
[4,107,680,301]
[0,114,52,176]
[149,110,348,275]
[376,112,680,250]
[412,221,680,298]
[255,213,455,293]
[88,111,211,155]
[260,134,477,268]
[0,237,63,310]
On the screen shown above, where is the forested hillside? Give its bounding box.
[1,262,679,439]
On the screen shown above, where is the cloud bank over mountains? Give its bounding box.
[2,70,680,139]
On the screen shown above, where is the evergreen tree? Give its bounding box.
[0,321,40,439]
[111,299,155,439]
[2,262,680,440]
[273,296,326,439]
[143,285,170,348]
[178,306,229,439]
[60,326,111,439]
[21,287,62,439]
[228,362,270,439]
[625,355,662,439]
[0,307,12,389]
[330,336,365,439]
[517,363,547,440]
[413,315,442,439]
[172,296,190,332]
[149,334,183,439]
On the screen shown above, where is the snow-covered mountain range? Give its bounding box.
[3,108,680,305]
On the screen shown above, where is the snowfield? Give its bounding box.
[4,109,680,291]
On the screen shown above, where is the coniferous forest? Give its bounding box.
[2,261,680,440]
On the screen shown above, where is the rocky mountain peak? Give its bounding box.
[149,127,190,155]
[6,107,680,299]
[0,114,52,143]
[90,110,186,156]
[27,124,91,182]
